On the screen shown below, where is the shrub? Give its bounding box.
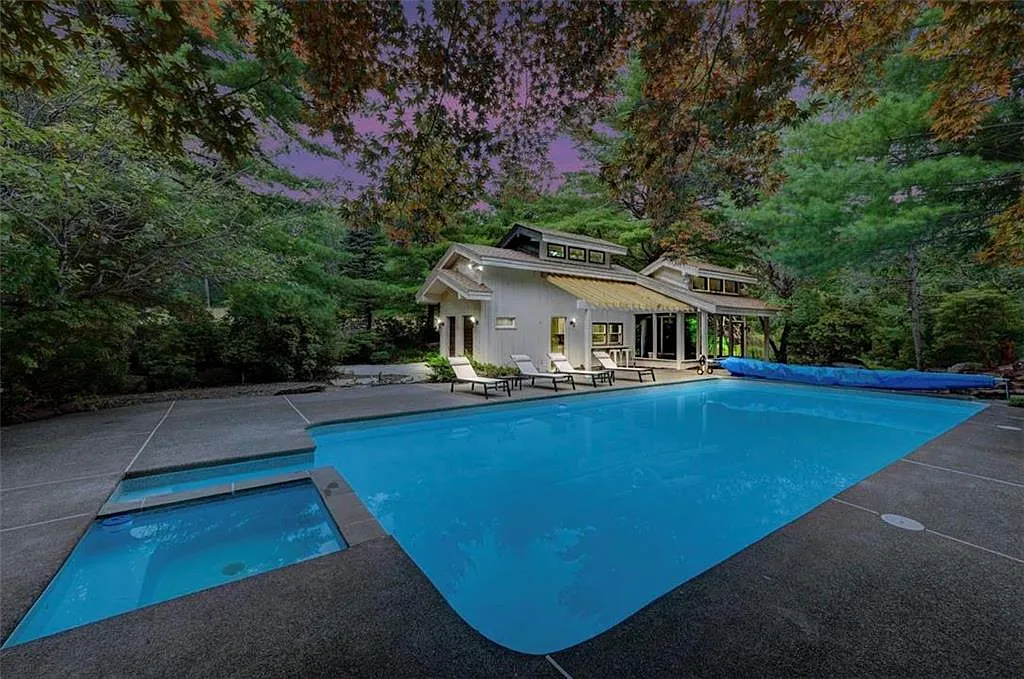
[1009,395,1024,408]
[424,353,518,382]
[425,353,454,382]
[224,282,340,382]
[1,300,138,417]
[133,303,226,390]
[933,288,1024,368]
[788,303,872,365]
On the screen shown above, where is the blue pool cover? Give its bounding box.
[721,357,1000,390]
[5,481,344,647]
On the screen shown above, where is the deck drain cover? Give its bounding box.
[881,514,925,531]
[222,562,246,576]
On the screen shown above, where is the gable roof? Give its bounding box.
[437,242,636,280]
[636,275,779,316]
[640,256,760,284]
[416,266,493,303]
[497,223,628,255]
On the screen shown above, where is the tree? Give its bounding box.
[732,55,1022,369]
[933,288,1024,368]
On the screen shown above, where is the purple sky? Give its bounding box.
[260,128,593,203]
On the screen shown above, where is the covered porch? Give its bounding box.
[545,275,696,370]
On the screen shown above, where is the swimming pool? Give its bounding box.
[311,380,982,653]
[5,481,344,648]
[94,380,982,654]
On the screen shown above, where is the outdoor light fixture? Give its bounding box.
[469,316,477,325]
[569,318,577,327]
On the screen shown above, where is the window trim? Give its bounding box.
[691,275,708,291]
[495,316,516,329]
[588,250,606,264]
[568,246,587,262]
[546,243,566,259]
[591,321,624,347]
[708,277,723,293]
[724,280,738,295]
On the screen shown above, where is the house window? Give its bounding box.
[691,276,708,291]
[724,280,738,294]
[568,246,586,262]
[738,283,746,295]
[588,250,606,264]
[546,243,566,259]
[709,277,723,293]
[591,322,623,346]
[608,322,623,345]
[495,316,516,329]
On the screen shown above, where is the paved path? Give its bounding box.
[1,378,1020,678]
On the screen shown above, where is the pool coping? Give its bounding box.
[116,374,989,483]
[97,467,385,548]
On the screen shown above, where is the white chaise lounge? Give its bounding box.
[510,354,575,391]
[593,350,656,382]
[547,352,614,388]
[449,356,511,398]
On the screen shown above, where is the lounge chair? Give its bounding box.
[510,354,575,391]
[593,351,656,382]
[448,356,511,398]
[547,352,614,387]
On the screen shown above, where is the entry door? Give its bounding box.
[447,316,456,356]
[550,317,566,355]
[634,314,653,359]
[656,314,677,360]
[462,315,475,357]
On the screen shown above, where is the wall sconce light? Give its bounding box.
[469,316,477,325]
[435,320,445,328]
[473,264,484,271]
[569,318,577,327]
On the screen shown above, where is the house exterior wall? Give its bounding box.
[437,295,481,359]
[445,267,633,369]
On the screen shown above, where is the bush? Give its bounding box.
[424,353,518,382]
[425,353,455,382]
[788,301,872,365]
[1,300,138,417]
[224,282,340,382]
[933,288,1024,368]
[1009,395,1024,408]
[133,303,226,390]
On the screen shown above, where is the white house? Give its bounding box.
[416,224,778,370]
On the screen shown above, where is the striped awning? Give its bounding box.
[546,275,693,312]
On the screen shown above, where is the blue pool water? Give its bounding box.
[111,451,314,503]
[90,380,982,654]
[311,381,982,653]
[5,481,344,648]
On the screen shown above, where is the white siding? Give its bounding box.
[437,295,481,358]
[476,268,634,369]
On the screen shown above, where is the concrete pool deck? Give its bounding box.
[1,375,1021,677]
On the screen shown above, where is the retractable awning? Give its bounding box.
[546,275,693,312]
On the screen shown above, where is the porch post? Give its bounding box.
[582,305,592,369]
[674,311,683,370]
[698,310,709,359]
[761,316,771,360]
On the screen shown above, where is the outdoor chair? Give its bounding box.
[593,350,656,382]
[510,354,575,391]
[449,356,511,398]
[547,352,614,387]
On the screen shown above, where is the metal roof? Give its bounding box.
[546,275,694,312]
